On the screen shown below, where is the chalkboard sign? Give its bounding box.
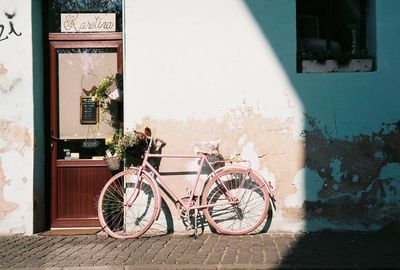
[80,97,99,124]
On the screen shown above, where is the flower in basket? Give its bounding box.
[110,130,148,167]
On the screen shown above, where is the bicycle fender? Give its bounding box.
[250,168,277,211]
[205,165,277,211]
[199,165,254,196]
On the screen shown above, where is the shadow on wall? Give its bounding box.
[244,0,400,231]
[243,0,400,267]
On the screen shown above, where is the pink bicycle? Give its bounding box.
[98,132,275,239]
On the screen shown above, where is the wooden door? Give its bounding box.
[49,33,122,227]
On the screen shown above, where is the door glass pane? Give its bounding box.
[57,48,120,159]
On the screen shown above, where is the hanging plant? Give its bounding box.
[93,75,115,110]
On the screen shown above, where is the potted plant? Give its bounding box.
[298,49,374,73]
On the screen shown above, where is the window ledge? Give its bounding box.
[300,59,374,73]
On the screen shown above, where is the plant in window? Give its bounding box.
[298,49,371,66]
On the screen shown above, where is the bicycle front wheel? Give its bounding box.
[202,167,269,235]
[98,170,160,239]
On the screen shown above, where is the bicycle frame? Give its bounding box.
[126,150,238,215]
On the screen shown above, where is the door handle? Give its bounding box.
[51,135,61,141]
[50,129,61,150]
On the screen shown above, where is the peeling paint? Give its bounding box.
[133,106,305,225]
[0,63,7,75]
[0,158,17,219]
[0,118,32,155]
[0,63,22,95]
[126,108,400,231]
[0,76,22,94]
[379,163,400,179]
[284,168,324,208]
[301,116,400,227]
[0,118,32,221]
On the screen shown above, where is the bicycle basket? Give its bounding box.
[104,156,122,171]
[125,139,148,167]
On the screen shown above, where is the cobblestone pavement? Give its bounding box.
[0,231,399,269]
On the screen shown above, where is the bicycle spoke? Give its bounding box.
[98,171,159,239]
[203,168,269,235]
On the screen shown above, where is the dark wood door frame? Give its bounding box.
[49,33,122,228]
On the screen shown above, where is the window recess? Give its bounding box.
[296,0,376,73]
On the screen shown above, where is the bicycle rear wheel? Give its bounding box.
[98,170,159,239]
[202,167,269,235]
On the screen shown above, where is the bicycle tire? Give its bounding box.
[98,169,160,239]
[202,166,269,235]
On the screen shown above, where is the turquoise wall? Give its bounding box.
[32,0,46,233]
[246,0,399,136]
[245,0,400,230]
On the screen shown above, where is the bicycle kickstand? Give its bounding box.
[193,208,199,239]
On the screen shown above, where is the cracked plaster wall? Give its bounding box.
[125,0,400,232]
[0,0,35,234]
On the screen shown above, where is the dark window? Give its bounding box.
[296,0,376,72]
[48,0,122,33]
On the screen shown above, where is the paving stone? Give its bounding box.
[0,232,399,269]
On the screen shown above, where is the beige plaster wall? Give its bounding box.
[124,0,306,232]
[0,0,34,234]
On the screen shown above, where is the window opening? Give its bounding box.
[296,0,376,73]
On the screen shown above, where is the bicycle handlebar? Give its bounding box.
[133,130,168,154]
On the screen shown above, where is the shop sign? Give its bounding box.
[61,13,116,33]
[80,97,99,124]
